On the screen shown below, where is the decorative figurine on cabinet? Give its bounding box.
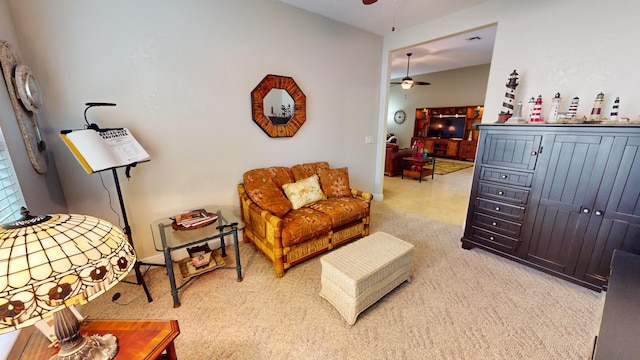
[530,95,544,123]
[610,97,619,121]
[587,92,605,122]
[498,70,519,122]
[558,96,580,123]
[547,92,561,123]
[506,101,526,123]
[526,97,536,120]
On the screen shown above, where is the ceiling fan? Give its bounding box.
[391,53,431,89]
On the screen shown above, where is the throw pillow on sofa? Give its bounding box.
[282,174,326,210]
[247,178,292,217]
[317,167,351,198]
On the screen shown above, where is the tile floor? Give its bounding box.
[381,160,474,227]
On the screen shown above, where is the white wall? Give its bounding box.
[388,64,490,149]
[377,0,640,197]
[7,0,383,259]
[0,0,66,215]
[0,0,67,354]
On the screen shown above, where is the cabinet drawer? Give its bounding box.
[477,181,529,204]
[472,212,522,238]
[470,226,521,252]
[475,198,526,221]
[480,167,533,187]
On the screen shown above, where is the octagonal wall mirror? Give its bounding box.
[251,74,306,138]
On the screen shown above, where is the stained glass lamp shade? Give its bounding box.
[0,208,136,359]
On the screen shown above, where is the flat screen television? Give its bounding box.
[427,117,465,139]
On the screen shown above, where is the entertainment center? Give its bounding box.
[411,105,483,161]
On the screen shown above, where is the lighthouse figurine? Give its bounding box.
[526,97,536,119]
[530,95,544,123]
[588,92,605,122]
[610,97,619,121]
[498,70,519,122]
[567,97,579,118]
[547,92,561,123]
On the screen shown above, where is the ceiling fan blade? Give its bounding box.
[414,81,431,85]
[363,0,377,4]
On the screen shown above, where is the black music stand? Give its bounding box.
[111,164,163,303]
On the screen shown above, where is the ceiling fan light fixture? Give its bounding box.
[401,80,414,90]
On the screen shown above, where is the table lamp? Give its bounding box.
[0,207,136,359]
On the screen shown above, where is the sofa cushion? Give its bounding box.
[281,208,332,246]
[291,162,330,181]
[247,178,292,217]
[282,175,327,210]
[243,167,294,193]
[308,198,369,228]
[317,167,351,198]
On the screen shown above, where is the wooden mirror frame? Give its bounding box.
[251,74,306,138]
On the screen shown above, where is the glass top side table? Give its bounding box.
[150,205,244,307]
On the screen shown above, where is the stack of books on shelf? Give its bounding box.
[173,208,217,228]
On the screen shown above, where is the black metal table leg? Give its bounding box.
[232,228,243,281]
[163,248,180,308]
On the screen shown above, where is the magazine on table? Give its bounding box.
[173,209,217,227]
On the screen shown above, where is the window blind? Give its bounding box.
[0,128,25,223]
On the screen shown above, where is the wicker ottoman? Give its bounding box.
[319,231,414,325]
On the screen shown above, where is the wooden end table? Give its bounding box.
[14,319,180,360]
[402,156,436,183]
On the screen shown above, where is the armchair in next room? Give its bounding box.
[385,143,413,177]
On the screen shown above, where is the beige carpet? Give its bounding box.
[79,201,603,359]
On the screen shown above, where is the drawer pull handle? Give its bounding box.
[582,208,590,214]
[595,210,603,216]
[489,236,495,241]
[495,207,501,211]
[492,222,498,226]
[498,191,504,195]
[501,175,508,179]
[531,151,538,156]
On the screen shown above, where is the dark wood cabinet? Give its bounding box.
[458,140,477,160]
[462,124,640,291]
[425,138,459,158]
[412,105,483,160]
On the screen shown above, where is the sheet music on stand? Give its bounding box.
[60,128,150,173]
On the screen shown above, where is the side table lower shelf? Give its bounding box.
[401,157,436,183]
[177,250,226,280]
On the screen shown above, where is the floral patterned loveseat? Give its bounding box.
[238,162,372,277]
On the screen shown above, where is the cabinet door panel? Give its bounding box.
[579,220,640,286]
[526,206,588,274]
[482,134,541,170]
[525,135,613,277]
[600,136,640,219]
[574,136,640,285]
[540,135,611,208]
